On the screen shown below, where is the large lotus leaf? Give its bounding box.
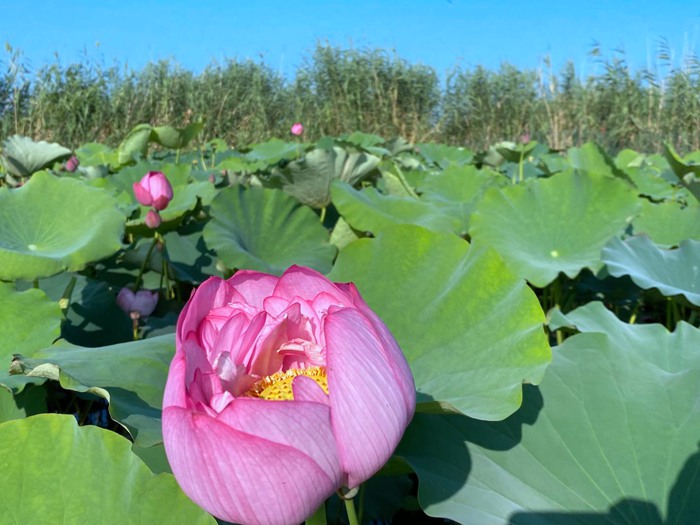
[0,171,125,281]
[469,171,640,287]
[203,186,336,275]
[118,123,152,165]
[494,140,547,164]
[13,333,175,447]
[419,165,505,235]
[0,135,71,178]
[663,143,700,202]
[151,121,204,149]
[397,302,700,524]
[602,236,700,305]
[615,149,689,200]
[417,143,474,168]
[329,225,550,420]
[163,220,219,284]
[337,131,390,156]
[0,414,215,524]
[0,284,61,391]
[633,199,700,247]
[567,142,629,182]
[0,383,46,422]
[244,138,300,164]
[275,146,380,208]
[75,141,118,167]
[332,180,460,235]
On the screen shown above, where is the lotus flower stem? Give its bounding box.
[344,498,359,525]
[132,318,140,341]
[319,206,327,223]
[134,235,159,292]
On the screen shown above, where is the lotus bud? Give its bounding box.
[290,122,304,136]
[145,209,162,229]
[116,288,158,319]
[133,171,174,210]
[65,155,79,172]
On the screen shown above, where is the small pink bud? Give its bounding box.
[133,171,174,210]
[521,133,531,144]
[65,155,79,172]
[290,122,304,136]
[145,209,162,229]
[116,288,158,319]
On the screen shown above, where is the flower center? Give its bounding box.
[245,366,328,401]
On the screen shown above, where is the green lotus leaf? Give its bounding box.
[118,123,152,165]
[75,141,118,167]
[163,220,219,284]
[568,142,630,182]
[633,199,700,247]
[417,143,474,168]
[13,333,175,447]
[0,414,215,524]
[470,171,640,287]
[0,171,125,281]
[602,236,700,305]
[0,384,46,423]
[398,302,700,524]
[332,180,459,235]
[615,149,686,200]
[244,138,300,164]
[0,284,61,390]
[495,140,541,163]
[337,131,389,156]
[663,143,700,202]
[275,146,380,208]
[329,224,550,420]
[0,135,71,178]
[151,121,204,149]
[418,165,505,234]
[203,186,336,275]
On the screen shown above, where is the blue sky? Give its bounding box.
[4,1,700,80]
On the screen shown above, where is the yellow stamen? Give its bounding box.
[245,366,328,401]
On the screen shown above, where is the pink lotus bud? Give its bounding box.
[144,209,162,229]
[521,133,531,144]
[290,122,304,136]
[162,266,415,525]
[65,155,79,172]
[133,171,174,210]
[116,287,158,319]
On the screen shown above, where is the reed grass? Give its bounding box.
[2,41,700,152]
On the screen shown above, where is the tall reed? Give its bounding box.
[2,41,700,152]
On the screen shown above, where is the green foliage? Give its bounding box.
[329,225,551,419]
[203,186,337,275]
[399,302,700,524]
[6,43,700,152]
[1,129,699,524]
[0,171,125,280]
[0,414,216,524]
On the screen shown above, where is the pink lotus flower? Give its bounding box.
[162,266,415,525]
[65,155,79,172]
[290,122,304,136]
[144,209,162,229]
[116,287,158,319]
[133,171,174,210]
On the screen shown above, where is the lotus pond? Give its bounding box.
[0,125,699,524]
